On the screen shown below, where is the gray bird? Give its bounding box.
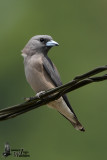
[0,35,85,132]
[22,35,84,132]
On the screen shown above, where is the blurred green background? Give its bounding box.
[0,0,107,159]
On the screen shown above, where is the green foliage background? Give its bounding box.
[0,0,107,159]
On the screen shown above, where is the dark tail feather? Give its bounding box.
[59,112,85,132]
[71,120,85,132]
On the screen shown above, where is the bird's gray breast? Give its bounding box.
[24,55,54,93]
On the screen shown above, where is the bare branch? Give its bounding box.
[0,65,107,120]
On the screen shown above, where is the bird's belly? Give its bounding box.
[25,65,54,93]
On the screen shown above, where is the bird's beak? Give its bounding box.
[46,40,59,47]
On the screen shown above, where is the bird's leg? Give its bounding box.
[24,91,47,102]
[35,91,46,99]
[24,96,37,101]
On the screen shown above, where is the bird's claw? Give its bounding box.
[24,97,34,102]
[36,91,45,99]
[24,91,45,102]
[24,97,30,101]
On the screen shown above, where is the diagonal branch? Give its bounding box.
[0,65,107,120]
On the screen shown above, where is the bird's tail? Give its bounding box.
[60,113,85,132]
[71,119,85,132]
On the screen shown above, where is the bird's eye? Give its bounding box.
[40,38,45,42]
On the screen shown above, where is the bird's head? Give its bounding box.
[22,35,59,57]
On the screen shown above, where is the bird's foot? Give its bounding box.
[24,97,29,101]
[23,91,46,102]
[36,91,46,99]
[24,96,36,102]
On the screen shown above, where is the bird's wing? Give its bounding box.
[43,56,76,116]
[43,56,62,86]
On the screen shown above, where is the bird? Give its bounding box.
[22,35,85,131]
[0,35,85,132]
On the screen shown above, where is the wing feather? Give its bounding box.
[43,56,77,116]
